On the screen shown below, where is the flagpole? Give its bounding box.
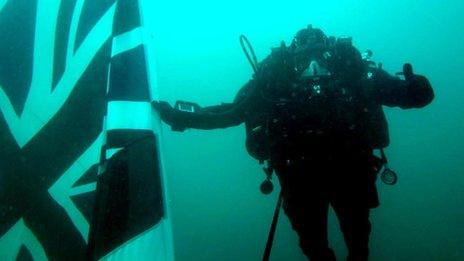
[138,0,176,260]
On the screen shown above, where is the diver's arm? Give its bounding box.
[372,64,434,109]
[152,101,244,131]
[152,82,254,131]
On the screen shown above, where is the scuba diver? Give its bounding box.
[152,25,434,261]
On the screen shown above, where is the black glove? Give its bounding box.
[152,101,174,122]
[402,63,434,107]
[152,101,188,131]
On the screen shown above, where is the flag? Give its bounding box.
[0,0,173,260]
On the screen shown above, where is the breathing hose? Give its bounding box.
[240,35,259,74]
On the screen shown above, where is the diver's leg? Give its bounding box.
[331,163,373,261]
[282,194,336,261]
[332,201,371,261]
[277,160,336,261]
[331,149,376,261]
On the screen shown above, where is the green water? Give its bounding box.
[147,0,464,260]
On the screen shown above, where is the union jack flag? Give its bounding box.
[0,0,173,260]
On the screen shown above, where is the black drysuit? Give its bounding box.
[154,50,434,260]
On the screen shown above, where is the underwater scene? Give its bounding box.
[0,0,463,260]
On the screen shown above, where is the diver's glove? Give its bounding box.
[151,101,187,131]
[401,63,434,107]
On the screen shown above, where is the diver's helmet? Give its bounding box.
[292,25,328,54]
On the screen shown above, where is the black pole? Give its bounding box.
[262,190,284,261]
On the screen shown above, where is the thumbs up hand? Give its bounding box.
[401,63,434,107]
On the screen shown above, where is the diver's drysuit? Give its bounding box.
[153,32,434,261]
